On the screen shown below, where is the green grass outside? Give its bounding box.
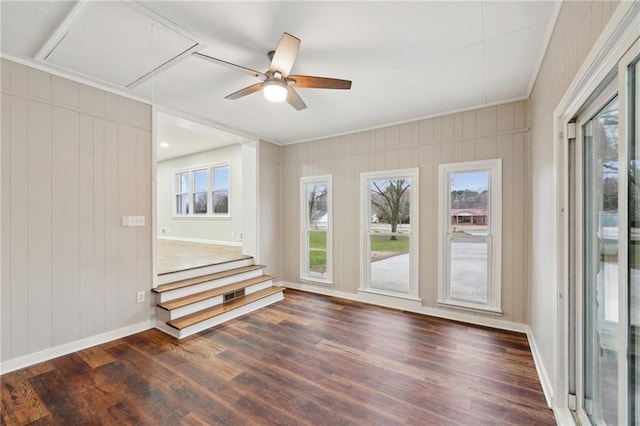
[309,249,327,273]
[309,231,327,249]
[608,242,640,269]
[370,234,409,253]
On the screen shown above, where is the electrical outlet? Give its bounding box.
[237,232,243,241]
[137,291,145,303]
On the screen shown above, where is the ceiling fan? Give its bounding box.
[193,32,352,110]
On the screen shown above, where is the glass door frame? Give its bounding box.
[566,37,639,426]
[573,81,623,425]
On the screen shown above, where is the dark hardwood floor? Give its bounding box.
[1,289,555,425]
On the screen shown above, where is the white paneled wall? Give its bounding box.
[281,101,529,324]
[156,144,243,244]
[1,59,153,363]
[528,0,621,400]
[258,140,282,279]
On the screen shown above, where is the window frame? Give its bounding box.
[300,175,333,285]
[211,164,230,215]
[437,159,502,314]
[173,162,231,218]
[175,170,191,215]
[192,168,209,215]
[359,168,420,300]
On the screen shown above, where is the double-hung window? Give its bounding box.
[438,159,502,313]
[176,171,190,215]
[193,168,208,214]
[212,165,229,214]
[360,168,419,299]
[300,175,332,284]
[174,163,230,216]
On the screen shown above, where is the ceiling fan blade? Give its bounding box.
[286,87,307,110]
[193,52,266,80]
[288,75,352,90]
[225,83,263,100]
[270,32,300,77]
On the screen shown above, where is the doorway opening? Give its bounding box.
[153,111,257,281]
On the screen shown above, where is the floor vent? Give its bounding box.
[224,289,245,303]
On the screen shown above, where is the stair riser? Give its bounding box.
[158,279,274,320]
[156,258,255,285]
[157,269,265,303]
[173,291,284,339]
[244,280,274,295]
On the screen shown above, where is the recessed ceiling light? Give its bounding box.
[160,142,170,148]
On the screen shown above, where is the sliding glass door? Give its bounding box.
[570,38,639,425]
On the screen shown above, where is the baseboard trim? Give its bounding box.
[158,235,242,247]
[280,281,528,334]
[526,326,554,408]
[553,407,575,426]
[0,320,154,375]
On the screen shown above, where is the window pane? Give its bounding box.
[176,194,189,215]
[213,190,228,214]
[194,169,208,193]
[178,172,190,193]
[583,95,618,426]
[308,230,327,278]
[306,183,328,229]
[193,192,207,214]
[450,171,489,235]
[369,178,411,233]
[370,234,409,293]
[449,237,488,304]
[213,166,229,190]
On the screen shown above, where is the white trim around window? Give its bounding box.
[300,175,333,285]
[438,159,502,314]
[173,162,230,218]
[359,168,420,301]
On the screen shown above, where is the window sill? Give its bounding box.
[358,288,421,302]
[437,299,503,316]
[172,215,231,220]
[300,277,334,287]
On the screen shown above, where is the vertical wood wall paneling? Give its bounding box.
[258,141,283,279]
[79,114,95,338]
[136,128,151,320]
[10,96,29,357]
[51,107,81,345]
[418,142,436,306]
[512,132,526,324]
[27,100,53,352]
[1,92,12,360]
[103,121,119,331]
[93,118,106,333]
[1,59,154,364]
[117,124,138,326]
[497,133,515,320]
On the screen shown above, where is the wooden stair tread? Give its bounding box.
[157,275,274,311]
[167,286,285,330]
[152,265,265,294]
[158,255,253,276]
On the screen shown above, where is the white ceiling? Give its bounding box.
[156,112,248,162]
[1,1,559,145]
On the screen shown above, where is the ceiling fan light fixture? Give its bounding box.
[263,79,288,102]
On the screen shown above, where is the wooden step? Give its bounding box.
[152,265,265,294]
[167,286,286,331]
[157,275,274,311]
